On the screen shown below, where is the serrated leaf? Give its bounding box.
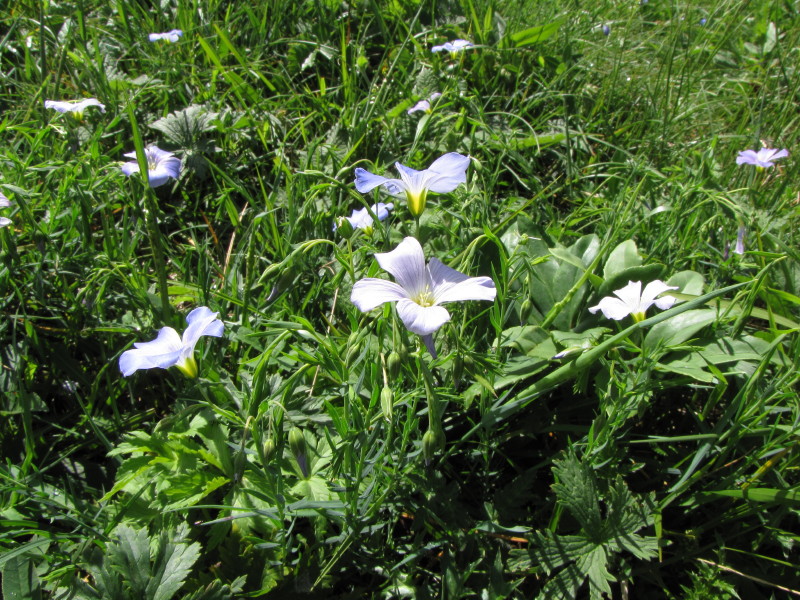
[148,523,201,600]
[107,525,151,595]
[149,104,218,147]
[552,453,602,537]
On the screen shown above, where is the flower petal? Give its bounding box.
[639,280,678,311]
[354,168,406,197]
[396,298,451,335]
[121,161,140,176]
[408,100,431,114]
[181,307,224,356]
[429,258,496,304]
[394,163,428,196]
[0,217,11,228]
[119,327,183,376]
[0,193,10,208]
[424,153,470,193]
[736,150,758,166]
[588,297,631,320]
[374,237,430,297]
[351,279,409,312]
[612,281,643,311]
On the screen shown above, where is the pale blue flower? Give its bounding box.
[589,280,678,323]
[335,202,393,232]
[431,39,474,54]
[119,307,224,377]
[734,225,746,255]
[45,98,105,118]
[736,148,788,168]
[351,237,496,357]
[121,145,181,188]
[0,192,11,228]
[149,29,183,42]
[602,24,611,36]
[354,152,470,217]
[408,93,442,115]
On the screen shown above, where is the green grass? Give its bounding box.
[2,0,800,597]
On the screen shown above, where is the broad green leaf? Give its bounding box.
[1,556,42,600]
[643,309,718,351]
[667,270,705,295]
[602,240,641,280]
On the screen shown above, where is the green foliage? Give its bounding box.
[527,451,658,599]
[2,0,800,597]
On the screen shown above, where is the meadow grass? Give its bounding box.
[2,0,800,597]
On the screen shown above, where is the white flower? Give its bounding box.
[121,145,181,188]
[149,29,183,42]
[589,280,678,322]
[354,152,470,217]
[408,92,442,115]
[431,39,474,54]
[351,237,496,356]
[44,98,105,118]
[119,307,224,377]
[736,148,788,168]
[0,192,11,228]
[335,202,393,232]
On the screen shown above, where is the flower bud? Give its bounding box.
[334,216,354,239]
[380,386,393,420]
[289,427,309,477]
[520,299,533,323]
[386,351,402,379]
[262,437,276,461]
[452,355,463,388]
[422,429,439,466]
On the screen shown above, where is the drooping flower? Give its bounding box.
[354,152,470,217]
[0,192,11,228]
[736,148,788,168]
[431,39,474,54]
[733,225,746,256]
[589,280,678,323]
[149,29,183,42]
[119,307,224,377]
[351,237,496,357]
[44,98,105,119]
[334,202,393,234]
[408,92,442,115]
[121,145,181,188]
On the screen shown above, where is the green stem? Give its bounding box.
[125,102,170,321]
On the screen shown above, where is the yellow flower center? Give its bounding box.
[413,287,435,307]
[407,189,428,218]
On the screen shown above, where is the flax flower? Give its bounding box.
[149,29,183,42]
[408,93,442,115]
[0,193,11,228]
[44,98,105,118]
[736,148,788,168]
[121,145,181,188]
[431,39,474,54]
[119,307,224,377]
[589,280,678,322]
[335,202,393,233]
[351,237,496,357]
[354,152,470,217]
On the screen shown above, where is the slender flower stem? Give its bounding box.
[125,102,170,321]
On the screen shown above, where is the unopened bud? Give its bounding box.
[452,355,463,388]
[262,438,276,461]
[520,299,533,323]
[334,216,354,239]
[422,428,443,465]
[380,386,393,420]
[289,427,309,477]
[386,351,402,379]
